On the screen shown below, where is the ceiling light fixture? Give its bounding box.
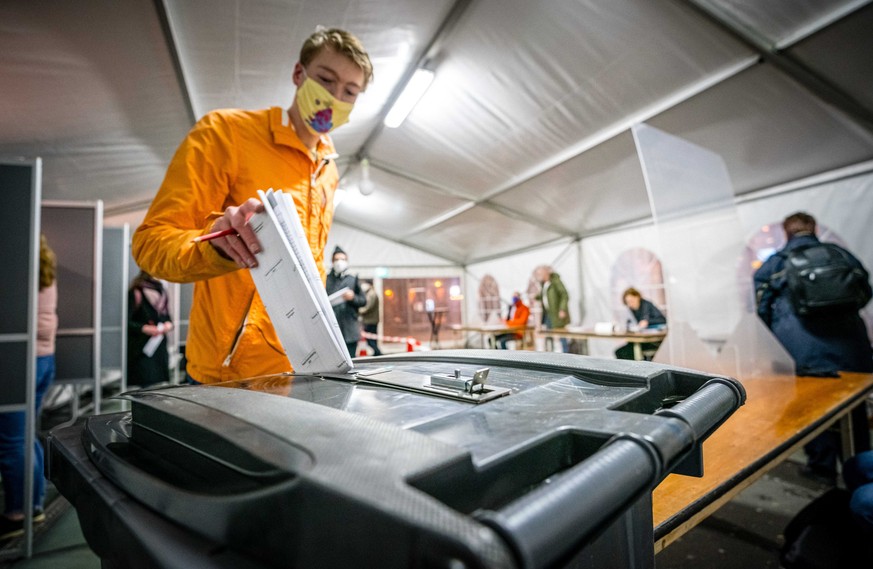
[359,158,375,196]
[383,68,435,128]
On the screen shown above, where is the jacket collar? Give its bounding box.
[269,107,337,163]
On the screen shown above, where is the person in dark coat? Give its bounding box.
[754,213,872,377]
[326,246,366,358]
[127,271,174,387]
[754,211,873,482]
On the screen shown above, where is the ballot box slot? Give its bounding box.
[321,366,514,403]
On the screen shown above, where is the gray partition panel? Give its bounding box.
[0,343,28,406]
[179,282,193,342]
[1,164,34,335]
[101,226,128,370]
[55,336,95,380]
[41,208,96,328]
[42,202,101,391]
[102,334,123,370]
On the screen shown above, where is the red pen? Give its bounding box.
[191,228,237,243]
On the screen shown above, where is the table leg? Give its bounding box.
[840,412,855,461]
[633,343,643,361]
[838,402,868,460]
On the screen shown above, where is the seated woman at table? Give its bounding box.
[615,287,666,360]
[495,292,530,349]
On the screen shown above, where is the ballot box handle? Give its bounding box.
[477,437,659,569]
[656,378,745,441]
[477,379,744,569]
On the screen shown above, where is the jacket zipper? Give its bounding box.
[222,291,255,367]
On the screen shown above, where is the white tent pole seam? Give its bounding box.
[681,0,873,134]
[153,0,197,125]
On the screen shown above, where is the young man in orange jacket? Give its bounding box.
[132,28,372,384]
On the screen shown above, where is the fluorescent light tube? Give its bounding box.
[383,68,435,128]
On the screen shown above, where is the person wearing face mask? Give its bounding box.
[326,246,366,358]
[131,28,373,384]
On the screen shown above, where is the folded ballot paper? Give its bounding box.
[248,189,353,374]
[328,287,351,307]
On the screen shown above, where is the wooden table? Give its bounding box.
[653,370,873,552]
[535,326,667,360]
[450,324,535,350]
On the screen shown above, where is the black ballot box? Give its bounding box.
[48,350,744,569]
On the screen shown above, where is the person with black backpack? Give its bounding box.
[754,211,873,483]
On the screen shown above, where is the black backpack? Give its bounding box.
[778,242,872,317]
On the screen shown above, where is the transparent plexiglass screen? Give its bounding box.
[632,123,794,378]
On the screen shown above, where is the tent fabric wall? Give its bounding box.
[464,240,582,348]
[580,170,873,358]
[326,222,455,269]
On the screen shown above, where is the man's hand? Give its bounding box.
[207,198,265,268]
[342,289,355,301]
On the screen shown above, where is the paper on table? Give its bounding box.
[248,189,352,374]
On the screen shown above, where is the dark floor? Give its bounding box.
[0,388,857,568]
[655,455,834,569]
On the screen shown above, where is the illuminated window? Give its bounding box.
[610,248,666,320]
[477,274,501,323]
[382,276,462,344]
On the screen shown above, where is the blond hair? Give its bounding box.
[39,233,57,290]
[300,27,373,89]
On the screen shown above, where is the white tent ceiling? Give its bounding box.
[2,0,872,265]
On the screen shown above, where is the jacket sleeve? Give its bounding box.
[507,304,530,327]
[641,300,666,326]
[360,288,377,314]
[556,279,570,314]
[348,276,367,309]
[753,256,780,327]
[846,249,873,306]
[131,111,241,283]
[127,287,149,332]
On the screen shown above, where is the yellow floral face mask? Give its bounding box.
[296,76,354,135]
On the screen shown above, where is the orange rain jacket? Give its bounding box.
[132,107,339,383]
[504,300,531,339]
